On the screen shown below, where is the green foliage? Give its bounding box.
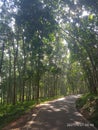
[66,61,87,94]
[0,96,64,129]
[0,0,98,127]
[76,93,98,127]
[0,0,67,106]
[61,0,98,94]
[88,14,94,21]
[0,101,36,128]
[0,0,98,119]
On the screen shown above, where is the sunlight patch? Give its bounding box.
[53,108,61,112]
[32,114,37,117]
[74,112,82,117]
[57,98,65,101]
[28,121,34,125]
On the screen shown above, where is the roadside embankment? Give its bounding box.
[76,93,98,128]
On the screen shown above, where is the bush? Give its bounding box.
[76,93,98,127]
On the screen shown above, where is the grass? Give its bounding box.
[76,93,98,127]
[0,95,64,129]
[0,101,36,129]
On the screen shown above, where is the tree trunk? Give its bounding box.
[0,42,5,76]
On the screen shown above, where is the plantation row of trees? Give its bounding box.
[0,0,68,105]
[0,0,98,105]
[61,0,98,94]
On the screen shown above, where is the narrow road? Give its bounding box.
[3,95,97,130]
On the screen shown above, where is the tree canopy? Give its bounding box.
[0,0,98,105]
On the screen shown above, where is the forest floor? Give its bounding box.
[2,95,97,130]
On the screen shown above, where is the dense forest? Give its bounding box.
[0,0,98,106]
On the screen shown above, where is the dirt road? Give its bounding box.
[3,95,97,130]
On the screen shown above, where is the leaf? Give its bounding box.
[88,14,94,20]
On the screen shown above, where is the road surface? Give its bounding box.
[3,95,97,130]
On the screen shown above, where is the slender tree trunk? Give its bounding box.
[0,42,5,75]
[22,35,26,102]
[36,70,40,103]
[7,49,12,104]
[12,36,18,104]
[13,45,16,105]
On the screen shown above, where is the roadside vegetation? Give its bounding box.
[0,0,98,129]
[0,95,64,129]
[0,101,35,129]
[76,93,98,127]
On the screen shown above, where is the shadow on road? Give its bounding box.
[3,95,97,130]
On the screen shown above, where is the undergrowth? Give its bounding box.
[0,95,64,129]
[76,93,98,128]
